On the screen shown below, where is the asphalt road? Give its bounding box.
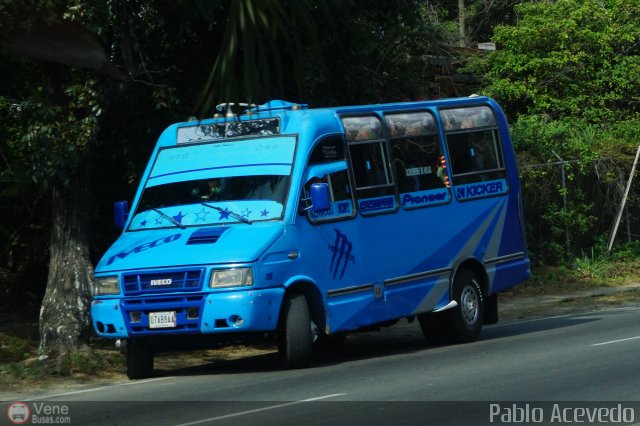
[4,305,640,426]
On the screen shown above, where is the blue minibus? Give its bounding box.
[91,96,530,379]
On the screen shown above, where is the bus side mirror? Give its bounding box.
[310,183,330,212]
[114,201,129,229]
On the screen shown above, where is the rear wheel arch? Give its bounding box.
[451,258,490,299]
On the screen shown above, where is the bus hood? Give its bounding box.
[95,224,284,273]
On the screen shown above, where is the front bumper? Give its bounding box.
[91,287,284,338]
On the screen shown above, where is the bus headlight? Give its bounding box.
[94,276,120,295]
[209,268,253,288]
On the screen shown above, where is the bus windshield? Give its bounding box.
[128,136,295,230]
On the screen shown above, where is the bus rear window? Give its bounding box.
[441,106,507,196]
[440,106,496,131]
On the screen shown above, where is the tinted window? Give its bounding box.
[343,116,383,141]
[349,142,392,188]
[441,106,508,199]
[342,116,395,214]
[386,112,451,209]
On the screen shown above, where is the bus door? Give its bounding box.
[298,135,369,332]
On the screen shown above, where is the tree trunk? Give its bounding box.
[38,158,94,365]
[458,0,466,46]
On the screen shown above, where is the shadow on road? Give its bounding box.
[483,307,617,341]
[152,309,613,378]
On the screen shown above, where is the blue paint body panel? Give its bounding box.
[92,97,530,341]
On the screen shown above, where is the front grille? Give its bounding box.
[123,269,204,296]
[121,294,205,335]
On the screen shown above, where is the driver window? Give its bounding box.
[304,136,355,222]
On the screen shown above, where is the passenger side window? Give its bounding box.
[440,107,508,200]
[385,112,451,209]
[304,136,355,222]
[342,116,396,215]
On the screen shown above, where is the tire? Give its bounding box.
[278,293,313,369]
[417,312,448,344]
[126,338,154,380]
[447,269,485,343]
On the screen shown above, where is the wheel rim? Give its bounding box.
[460,283,479,325]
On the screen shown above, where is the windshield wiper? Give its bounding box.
[201,202,252,224]
[151,208,186,229]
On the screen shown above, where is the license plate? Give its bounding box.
[149,311,177,329]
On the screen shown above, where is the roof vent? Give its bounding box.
[187,227,228,245]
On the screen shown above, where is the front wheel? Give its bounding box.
[277,293,313,369]
[447,269,484,343]
[126,338,154,380]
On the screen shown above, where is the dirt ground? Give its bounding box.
[499,282,640,320]
[3,283,640,401]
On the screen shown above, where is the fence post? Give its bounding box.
[551,150,569,253]
[607,145,640,254]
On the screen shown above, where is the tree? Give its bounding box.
[429,0,520,47]
[306,0,453,105]
[201,0,455,108]
[0,0,203,367]
[465,0,640,262]
[1,0,324,369]
[467,0,640,122]
[0,0,460,370]
[199,0,320,111]
[1,1,107,367]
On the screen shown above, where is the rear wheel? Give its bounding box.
[447,269,484,343]
[278,293,313,369]
[418,269,485,344]
[126,338,154,380]
[417,312,447,344]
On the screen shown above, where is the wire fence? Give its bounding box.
[518,151,640,262]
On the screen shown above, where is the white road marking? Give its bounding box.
[26,377,170,400]
[590,335,640,347]
[173,393,347,426]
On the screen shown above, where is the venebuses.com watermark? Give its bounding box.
[7,402,71,425]
[489,403,636,424]
[5,400,640,425]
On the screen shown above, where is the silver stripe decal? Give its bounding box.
[485,200,509,260]
[445,199,504,295]
[455,199,506,262]
[413,274,450,314]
